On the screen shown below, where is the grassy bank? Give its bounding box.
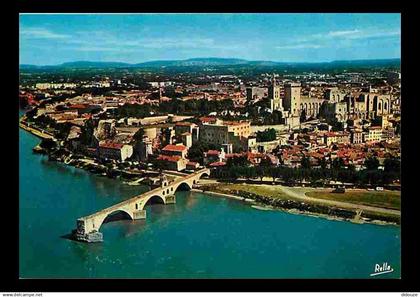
[305,190,400,210]
[214,183,295,200]
[200,182,400,225]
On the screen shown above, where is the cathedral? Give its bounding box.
[269,77,325,121]
[321,87,392,123]
[268,77,392,125]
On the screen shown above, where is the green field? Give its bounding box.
[305,190,401,210]
[214,183,291,200]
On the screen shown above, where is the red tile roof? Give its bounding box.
[225,153,245,159]
[157,154,181,162]
[209,161,226,167]
[223,120,250,126]
[199,116,217,124]
[68,104,89,109]
[162,144,188,152]
[176,122,194,127]
[55,114,77,120]
[206,150,220,156]
[99,142,124,149]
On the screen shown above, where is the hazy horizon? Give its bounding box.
[20,13,401,66]
[20,56,401,67]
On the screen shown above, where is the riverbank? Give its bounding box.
[194,184,400,226]
[19,116,154,182]
[19,118,54,140]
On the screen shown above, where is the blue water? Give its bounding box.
[19,114,401,279]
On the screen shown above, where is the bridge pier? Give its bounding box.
[75,231,103,243]
[72,219,103,242]
[165,195,176,204]
[133,209,147,220]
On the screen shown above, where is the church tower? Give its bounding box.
[269,74,282,111]
[284,82,301,116]
[158,86,163,103]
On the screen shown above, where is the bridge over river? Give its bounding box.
[73,168,210,242]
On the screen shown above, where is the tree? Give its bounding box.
[263,110,283,125]
[364,157,379,170]
[331,158,345,170]
[39,138,57,151]
[133,128,145,143]
[244,166,258,180]
[25,108,37,121]
[301,156,311,169]
[187,141,220,163]
[384,158,400,173]
[272,110,283,124]
[187,143,206,162]
[256,166,267,181]
[256,128,277,142]
[320,157,328,170]
[225,166,239,180]
[330,119,344,132]
[260,157,273,168]
[55,122,72,140]
[226,155,250,167]
[347,164,356,172]
[36,114,55,128]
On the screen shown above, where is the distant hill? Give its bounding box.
[60,61,132,68]
[20,58,401,70]
[20,64,51,69]
[134,57,250,67]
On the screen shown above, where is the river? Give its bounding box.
[19,113,401,279]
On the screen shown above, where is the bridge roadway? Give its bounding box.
[74,168,210,242]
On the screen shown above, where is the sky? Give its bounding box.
[19,13,401,65]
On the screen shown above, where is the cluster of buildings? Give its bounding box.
[21,68,400,176]
[278,137,400,171]
[35,81,111,90]
[246,75,400,130]
[203,150,279,168]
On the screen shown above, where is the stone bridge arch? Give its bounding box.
[138,194,166,210]
[80,206,135,235]
[175,181,193,192]
[98,209,134,229]
[198,171,210,179]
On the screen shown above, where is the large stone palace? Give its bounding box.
[269,79,325,126]
[322,87,392,122]
[268,78,393,125]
